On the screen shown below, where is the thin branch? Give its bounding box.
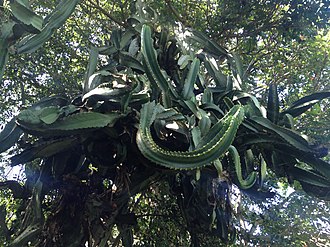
[164,0,189,27]
[135,213,173,218]
[85,0,127,28]
[19,80,26,106]
[0,180,27,199]
[313,53,329,92]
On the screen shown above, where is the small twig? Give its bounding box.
[85,0,127,27]
[111,233,121,247]
[19,80,26,106]
[164,0,189,27]
[313,53,328,92]
[135,213,173,218]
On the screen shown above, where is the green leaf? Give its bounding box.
[183,100,202,119]
[16,0,80,53]
[200,103,224,116]
[16,96,69,127]
[294,152,330,180]
[111,29,121,49]
[49,112,121,131]
[30,96,69,110]
[121,30,136,50]
[250,116,313,153]
[282,91,330,117]
[98,45,117,56]
[10,1,43,31]
[198,53,227,88]
[0,21,14,81]
[236,93,264,118]
[191,126,202,147]
[213,159,223,177]
[198,110,211,137]
[60,104,79,116]
[84,46,99,92]
[139,101,159,130]
[158,28,168,52]
[129,92,150,106]
[119,51,145,73]
[190,30,228,57]
[299,182,330,200]
[17,111,122,136]
[239,133,329,179]
[259,156,267,187]
[0,40,9,81]
[0,118,23,153]
[267,82,279,123]
[17,109,41,125]
[279,113,294,129]
[202,88,213,104]
[38,106,61,124]
[11,224,41,247]
[178,55,191,69]
[290,167,330,188]
[11,138,77,166]
[128,37,139,56]
[141,25,178,99]
[155,108,185,122]
[82,87,130,102]
[260,143,330,180]
[232,52,244,84]
[182,58,200,100]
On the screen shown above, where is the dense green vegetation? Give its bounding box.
[1,0,330,246]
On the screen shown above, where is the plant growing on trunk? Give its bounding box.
[1,1,330,246]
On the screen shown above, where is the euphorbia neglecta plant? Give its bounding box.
[0,2,330,246]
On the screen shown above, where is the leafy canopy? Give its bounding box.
[0,0,330,246]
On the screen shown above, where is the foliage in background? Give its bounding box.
[1,0,330,246]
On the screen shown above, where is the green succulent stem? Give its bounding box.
[228,145,257,189]
[136,102,245,170]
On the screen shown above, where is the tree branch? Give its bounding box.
[85,0,127,28]
[0,180,28,199]
[0,205,10,242]
[164,0,190,27]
